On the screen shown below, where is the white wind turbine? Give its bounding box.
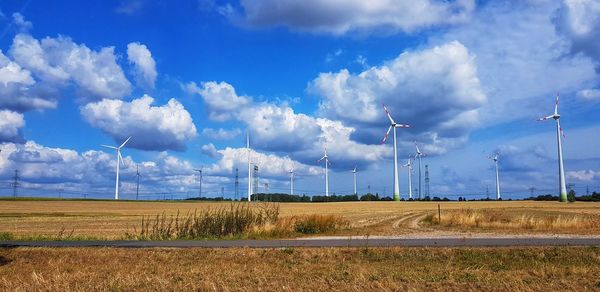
[101,136,131,200]
[488,152,501,200]
[414,141,424,199]
[381,104,410,202]
[537,93,568,202]
[289,163,294,196]
[247,132,252,202]
[317,146,331,197]
[402,156,413,200]
[352,166,357,196]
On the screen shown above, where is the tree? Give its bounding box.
[567,190,576,202]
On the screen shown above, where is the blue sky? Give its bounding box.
[0,0,599,199]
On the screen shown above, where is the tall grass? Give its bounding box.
[133,203,280,240]
[425,208,600,231]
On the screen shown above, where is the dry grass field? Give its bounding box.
[1,199,600,239]
[1,246,600,291]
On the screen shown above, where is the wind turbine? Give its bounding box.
[317,146,331,197]
[537,93,568,202]
[193,167,202,199]
[414,142,424,200]
[488,152,501,200]
[402,156,413,199]
[101,136,131,200]
[381,104,410,202]
[289,163,294,195]
[352,166,357,196]
[247,132,252,202]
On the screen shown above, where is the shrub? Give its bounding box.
[293,214,348,234]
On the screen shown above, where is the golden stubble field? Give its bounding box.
[1,200,600,239]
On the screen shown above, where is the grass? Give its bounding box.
[2,200,600,239]
[0,246,599,290]
[425,208,600,233]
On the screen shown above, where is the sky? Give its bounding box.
[0,0,599,200]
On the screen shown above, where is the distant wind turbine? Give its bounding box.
[352,166,357,196]
[101,136,131,200]
[317,146,331,197]
[289,163,294,196]
[488,152,501,200]
[414,141,424,200]
[537,93,568,202]
[381,103,410,202]
[402,156,413,200]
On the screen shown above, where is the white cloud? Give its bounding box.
[577,88,600,100]
[127,42,157,89]
[0,110,25,142]
[201,143,222,159]
[310,41,486,155]
[555,0,600,68]
[185,81,251,121]
[12,13,32,32]
[202,127,241,140]
[9,33,132,101]
[235,0,475,35]
[567,169,600,182]
[81,95,197,151]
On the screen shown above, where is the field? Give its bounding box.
[1,199,600,239]
[1,246,600,290]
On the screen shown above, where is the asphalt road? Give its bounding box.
[2,237,600,248]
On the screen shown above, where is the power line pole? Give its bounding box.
[587,185,590,196]
[221,186,224,198]
[529,187,536,197]
[253,165,259,199]
[12,169,19,198]
[193,168,202,199]
[235,168,239,200]
[425,164,430,197]
[486,185,489,200]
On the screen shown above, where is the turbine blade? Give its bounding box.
[101,145,117,149]
[382,103,396,125]
[537,115,553,121]
[381,125,392,144]
[414,141,421,155]
[560,126,566,139]
[554,92,559,115]
[118,151,125,166]
[119,136,132,148]
[394,124,410,128]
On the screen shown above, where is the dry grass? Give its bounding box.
[2,200,600,238]
[1,246,600,291]
[426,208,600,233]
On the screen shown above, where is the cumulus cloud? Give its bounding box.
[0,50,57,112]
[127,42,157,89]
[555,0,600,69]
[234,0,475,35]
[310,41,486,155]
[202,128,241,140]
[81,95,197,151]
[9,33,131,101]
[12,13,32,32]
[577,88,600,100]
[201,143,222,159]
[567,169,600,182]
[0,110,25,142]
[185,81,251,121]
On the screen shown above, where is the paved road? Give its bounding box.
[2,237,600,248]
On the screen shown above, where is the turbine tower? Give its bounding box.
[537,93,568,202]
[402,156,413,199]
[289,163,294,195]
[101,136,131,200]
[135,164,141,200]
[352,166,357,196]
[247,132,252,202]
[488,153,501,200]
[414,142,424,200]
[193,168,202,199]
[381,103,410,201]
[318,146,331,197]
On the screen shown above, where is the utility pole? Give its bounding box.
[529,187,536,197]
[253,165,259,198]
[586,185,589,196]
[486,185,489,200]
[235,168,239,200]
[136,165,141,200]
[368,184,371,194]
[12,170,19,198]
[221,186,224,198]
